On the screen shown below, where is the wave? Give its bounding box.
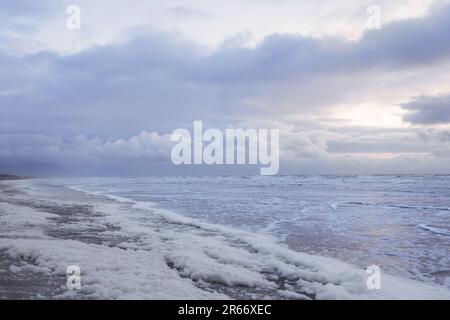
[418,224,450,236]
[332,201,450,212]
[61,185,450,299]
[2,181,450,299]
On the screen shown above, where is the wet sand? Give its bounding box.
[0,252,64,299]
[0,179,131,299]
[0,181,62,299]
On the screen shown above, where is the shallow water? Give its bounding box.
[61,175,450,287]
[1,175,449,299]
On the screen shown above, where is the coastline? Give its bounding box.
[0,174,28,181]
[0,180,64,299]
[1,178,450,300]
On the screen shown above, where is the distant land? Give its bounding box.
[0,174,27,180]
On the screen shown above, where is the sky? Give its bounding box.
[1,0,450,176]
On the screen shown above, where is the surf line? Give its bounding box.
[171,121,279,175]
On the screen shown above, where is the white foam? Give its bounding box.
[330,202,339,210]
[96,198,450,299]
[0,201,58,238]
[2,181,450,300]
[0,238,227,300]
[418,224,450,236]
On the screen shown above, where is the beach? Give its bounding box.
[1,176,449,299]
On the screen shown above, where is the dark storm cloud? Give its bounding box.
[0,35,230,137]
[402,95,450,125]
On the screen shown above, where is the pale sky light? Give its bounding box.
[3,0,439,55]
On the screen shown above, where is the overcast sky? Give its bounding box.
[1,0,450,176]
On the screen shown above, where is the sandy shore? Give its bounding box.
[1,177,450,300]
[0,251,64,299]
[0,179,126,299]
[0,181,62,299]
[0,181,83,299]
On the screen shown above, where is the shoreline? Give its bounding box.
[1,178,450,299]
[0,174,28,181]
[0,251,64,299]
[0,180,63,299]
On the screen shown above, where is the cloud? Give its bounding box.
[2,2,450,175]
[0,0,57,35]
[402,95,450,124]
[194,3,450,84]
[3,3,450,137]
[0,132,171,162]
[166,5,210,19]
[0,131,173,175]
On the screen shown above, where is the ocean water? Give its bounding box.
[1,175,449,299]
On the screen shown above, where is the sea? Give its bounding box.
[0,175,449,299]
